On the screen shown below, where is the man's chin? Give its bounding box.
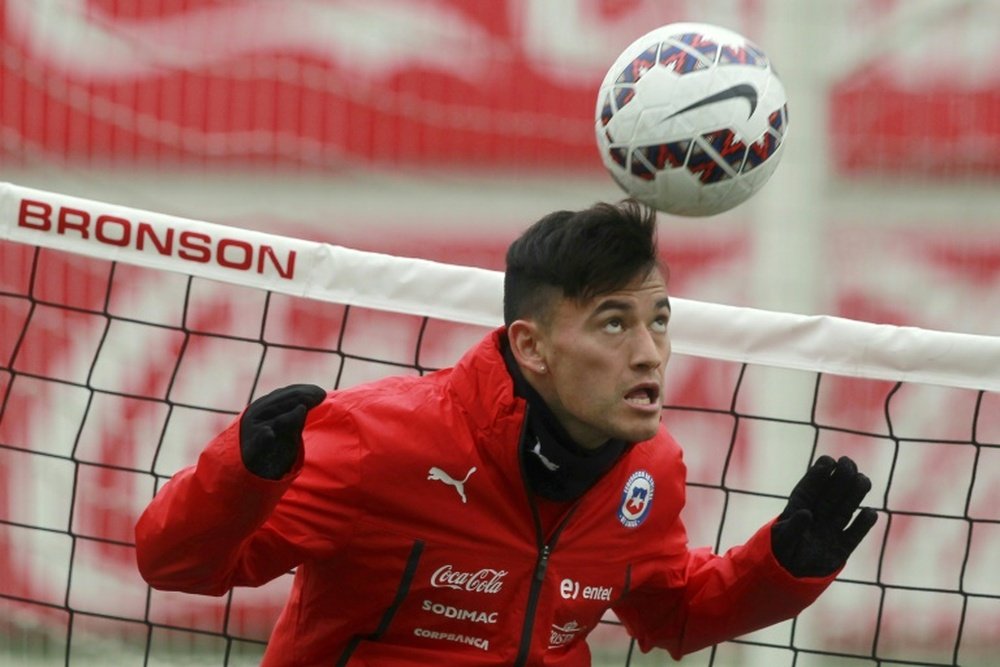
[615,419,662,444]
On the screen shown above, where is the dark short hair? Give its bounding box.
[503,199,662,326]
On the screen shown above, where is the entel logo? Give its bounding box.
[559,578,612,601]
[430,565,506,595]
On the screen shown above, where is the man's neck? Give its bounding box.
[500,335,627,502]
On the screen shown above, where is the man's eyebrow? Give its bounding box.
[592,299,632,315]
[591,296,672,316]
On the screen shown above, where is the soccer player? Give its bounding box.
[135,199,878,666]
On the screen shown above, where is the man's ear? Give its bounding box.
[507,319,548,376]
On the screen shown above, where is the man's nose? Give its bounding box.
[632,327,666,369]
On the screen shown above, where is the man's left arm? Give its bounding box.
[615,455,878,658]
[770,455,879,578]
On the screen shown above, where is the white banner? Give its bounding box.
[2,181,999,392]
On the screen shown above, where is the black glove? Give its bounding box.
[771,455,879,578]
[239,384,327,480]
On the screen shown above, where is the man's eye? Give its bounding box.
[603,318,624,333]
[651,316,669,333]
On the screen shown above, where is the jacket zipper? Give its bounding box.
[512,543,550,666]
[513,405,579,666]
[515,521,580,666]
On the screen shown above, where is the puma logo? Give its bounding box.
[531,439,560,472]
[427,466,477,504]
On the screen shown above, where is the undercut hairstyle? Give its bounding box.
[503,199,663,327]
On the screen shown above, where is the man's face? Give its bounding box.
[533,270,671,449]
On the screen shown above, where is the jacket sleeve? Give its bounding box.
[613,517,836,659]
[134,402,359,596]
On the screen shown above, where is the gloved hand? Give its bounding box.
[771,455,879,578]
[239,384,327,480]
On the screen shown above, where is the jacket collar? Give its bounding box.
[447,328,524,435]
[447,328,629,502]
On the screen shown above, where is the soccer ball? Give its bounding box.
[595,23,788,216]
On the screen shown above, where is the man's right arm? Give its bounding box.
[134,385,349,596]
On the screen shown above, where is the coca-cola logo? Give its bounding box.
[430,564,507,595]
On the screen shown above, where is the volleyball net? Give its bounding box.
[1,182,999,667]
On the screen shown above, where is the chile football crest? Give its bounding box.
[618,470,654,528]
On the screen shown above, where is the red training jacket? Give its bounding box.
[135,329,835,665]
